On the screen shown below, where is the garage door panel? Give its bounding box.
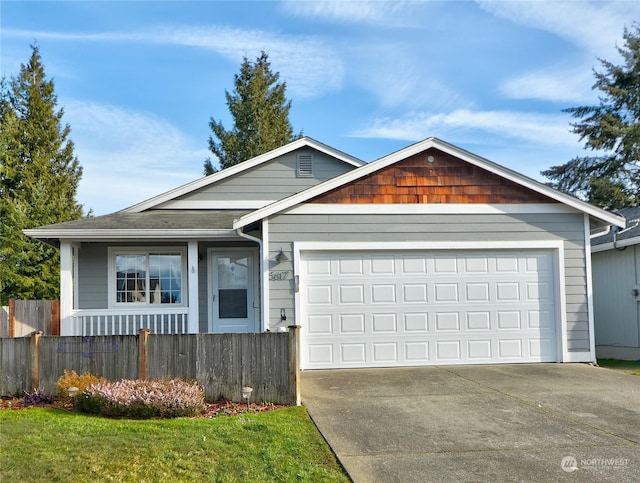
[307,285,332,304]
[373,342,398,362]
[301,250,558,369]
[467,339,492,360]
[404,313,429,332]
[372,313,397,333]
[435,312,460,331]
[339,285,364,304]
[433,256,457,273]
[436,340,462,360]
[466,283,490,302]
[497,311,521,330]
[434,283,459,302]
[308,315,333,334]
[338,257,363,275]
[340,314,365,333]
[405,341,429,361]
[467,312,491,330]
[464,255,489,273]
[341,344,366,363]
[403,284,428,302]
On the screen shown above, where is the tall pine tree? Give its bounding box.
[205,51,302,173]
[542,24,640,210]
[0,45,83,304]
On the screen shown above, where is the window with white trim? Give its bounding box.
[109,248,186,306]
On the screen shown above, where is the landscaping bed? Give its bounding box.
[0,395,287,417]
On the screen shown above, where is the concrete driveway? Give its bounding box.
[301,364,640,482]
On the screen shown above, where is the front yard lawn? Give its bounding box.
[598,358,640,376]
[0,406,348,482]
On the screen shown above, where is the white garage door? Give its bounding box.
[300,250,558,369]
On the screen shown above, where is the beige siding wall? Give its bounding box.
[267,211,589,352]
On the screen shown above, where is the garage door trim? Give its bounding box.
[293,241,567,368]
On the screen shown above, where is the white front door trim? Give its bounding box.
[293,240,568,367]
[208,247,260,333]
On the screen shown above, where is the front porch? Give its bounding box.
[58,233,267,336]
[69,307,190,336]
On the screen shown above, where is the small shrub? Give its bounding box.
[55,369,103,397]
[22,389,53,407]
[76,378,205,419]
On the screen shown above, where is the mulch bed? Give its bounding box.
[0,396,288,418]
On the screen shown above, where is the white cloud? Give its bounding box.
[499,65,595,103]
[3,26,344,99]
[479,1,639,104]
[280,0,422,26]
[477,0,639,56]
[351,109,578,148]
[64,101,207,215]
[154,25,343,98]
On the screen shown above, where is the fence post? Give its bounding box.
[288,325,301,406]
[51,300,60,336]
[9,299,15,337]
[30,331,43,389]
[138,329,151,380]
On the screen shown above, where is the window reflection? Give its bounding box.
[115,252,182,304]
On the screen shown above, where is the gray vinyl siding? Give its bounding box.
[267,211,589,352]
[167,149,354,203]
[592,245,640,349]
[77,243,108,309]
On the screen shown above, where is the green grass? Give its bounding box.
[0,407,349,482]
[598,358,640,376]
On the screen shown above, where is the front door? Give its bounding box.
[209,250,257,333]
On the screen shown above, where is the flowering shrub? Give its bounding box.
[55,370,103,397]
[22,389,53,407]
[76,378,205,419]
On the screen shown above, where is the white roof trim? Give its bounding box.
[591,235,640,253]
[121,137,364,214]
[156,200,277,210]
[287,203,576,215]
[234,137,626,230]
[23,228,238,240]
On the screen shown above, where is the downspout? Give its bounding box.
[236,227,265,332]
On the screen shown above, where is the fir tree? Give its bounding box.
[205,51,302,173]
[542,24,640,210]
[0,45,83,303]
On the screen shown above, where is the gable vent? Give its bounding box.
[297,154,313,177]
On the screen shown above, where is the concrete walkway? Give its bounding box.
[301,364,640,482]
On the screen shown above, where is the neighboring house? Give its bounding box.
[26,137,625,369]
[591,205,640,361]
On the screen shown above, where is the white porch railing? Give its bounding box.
[71,308,189,336]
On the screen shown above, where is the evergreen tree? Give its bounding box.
[0,45,83,304]
[542,24,640,210]
[205,51,302,173]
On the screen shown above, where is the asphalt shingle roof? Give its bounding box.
[31,210,250,231]
[591,205,640,246]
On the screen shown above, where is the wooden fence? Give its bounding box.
[3,299,60,337]
[0,328,300,405]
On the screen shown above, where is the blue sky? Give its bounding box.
[2,1,638,215]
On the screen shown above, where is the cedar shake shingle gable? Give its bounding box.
[312,149,556,204]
